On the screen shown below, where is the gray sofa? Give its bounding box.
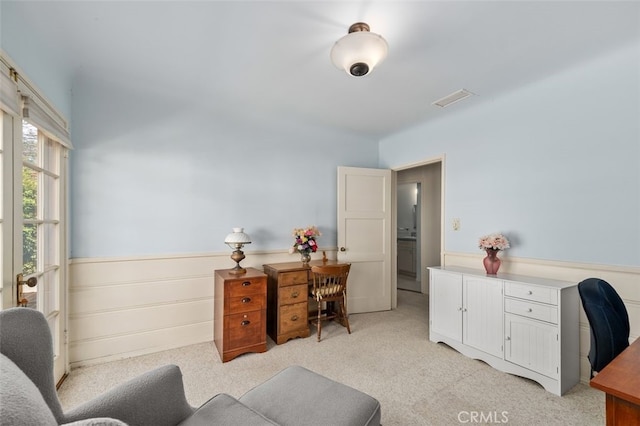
[0,308,381,426]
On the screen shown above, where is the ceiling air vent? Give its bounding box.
[432,89,474,108]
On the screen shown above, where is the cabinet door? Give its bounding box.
[430,270,462,342]
[463,276,504,358]
[397,242,415,276]
[505,313,559,379]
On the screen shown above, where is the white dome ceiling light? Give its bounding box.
[330,22,388,77]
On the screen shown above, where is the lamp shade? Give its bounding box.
[224,227,251,245]
[330,22,388,77]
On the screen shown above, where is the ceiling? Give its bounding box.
[5,1,639,139]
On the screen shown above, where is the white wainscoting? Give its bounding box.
[69,249,639,386]
[443,251,640,384]
[68,250,336,367]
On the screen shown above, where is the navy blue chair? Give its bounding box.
[578,278,630,378]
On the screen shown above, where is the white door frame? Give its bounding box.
[391,155,446,309]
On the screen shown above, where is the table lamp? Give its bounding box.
[224,227,252,275]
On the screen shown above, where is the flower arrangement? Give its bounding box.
[478,233,510,251]
[290,226,321,254]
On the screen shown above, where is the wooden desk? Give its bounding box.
[591,338,640,425]
[263,260,346,345]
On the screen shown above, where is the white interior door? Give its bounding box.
[337,166,392,313]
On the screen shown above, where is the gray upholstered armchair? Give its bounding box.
[0,308,381,426]
[0,307,194,426]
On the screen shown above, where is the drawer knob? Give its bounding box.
[242,281,251,287]
[241,320,251,326]
[242,297,251,303]
[527,308,533,312]
[291,315,299,321]
[506,336,511,341]
[527,290,533,295]
[291,291,299,298]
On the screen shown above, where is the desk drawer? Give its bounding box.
[279,271,309,287]
[227,278,265,297]
[505,281,558,305]
[227,293,265,314]
[279,302,308,334]
[226,310,264,348]
[279,284,307,305]
[505,298,558,324]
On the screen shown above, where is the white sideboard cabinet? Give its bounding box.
[428,266,580,396]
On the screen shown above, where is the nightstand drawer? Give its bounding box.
[279,284,307,305]
[279,271,309,286]
[227,278,265,297]
[279,302,308,334]
[226,310,264,347]
[227,293,265,314]
[505,298,558,324]
[505,281,558,305]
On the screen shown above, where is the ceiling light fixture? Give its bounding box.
[330,22,388,77]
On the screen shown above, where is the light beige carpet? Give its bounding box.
[58,290,604,425]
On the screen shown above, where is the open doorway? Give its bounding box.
[397,182,421,292]
[396,161,442,298]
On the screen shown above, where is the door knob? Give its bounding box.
[340,247,346,252]
[16,273,38,307]
[17,273,37,287]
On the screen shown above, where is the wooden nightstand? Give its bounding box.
[214,268,267,362]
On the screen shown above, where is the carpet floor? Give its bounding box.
[58,290,604,425]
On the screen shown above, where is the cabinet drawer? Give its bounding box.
[279,302,308,334]
[227,293,265,314]
[227,278,265,297]
[279,284,307,306]
[279,271,309,287]
[505,281,558,305]
[505,298,558,324]
[226,310,264,348]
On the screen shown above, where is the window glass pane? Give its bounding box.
[0,112,3,308]
[22,121,38,165]
[43,174,58,221]
[23,223,37,275]
[43,139,59,174]
[23,166,38,219]
[42,269,58,316]
[44,223,58,269]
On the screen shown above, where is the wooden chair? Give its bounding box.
[309,264,351,341]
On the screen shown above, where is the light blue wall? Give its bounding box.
[1,3,379,259]
[380,41,640,267]
[69,73,378,257]
[4,1,638,265]
[0,1,73,118]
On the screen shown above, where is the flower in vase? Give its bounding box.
[292,226,321,254]
[478,233,510,251]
